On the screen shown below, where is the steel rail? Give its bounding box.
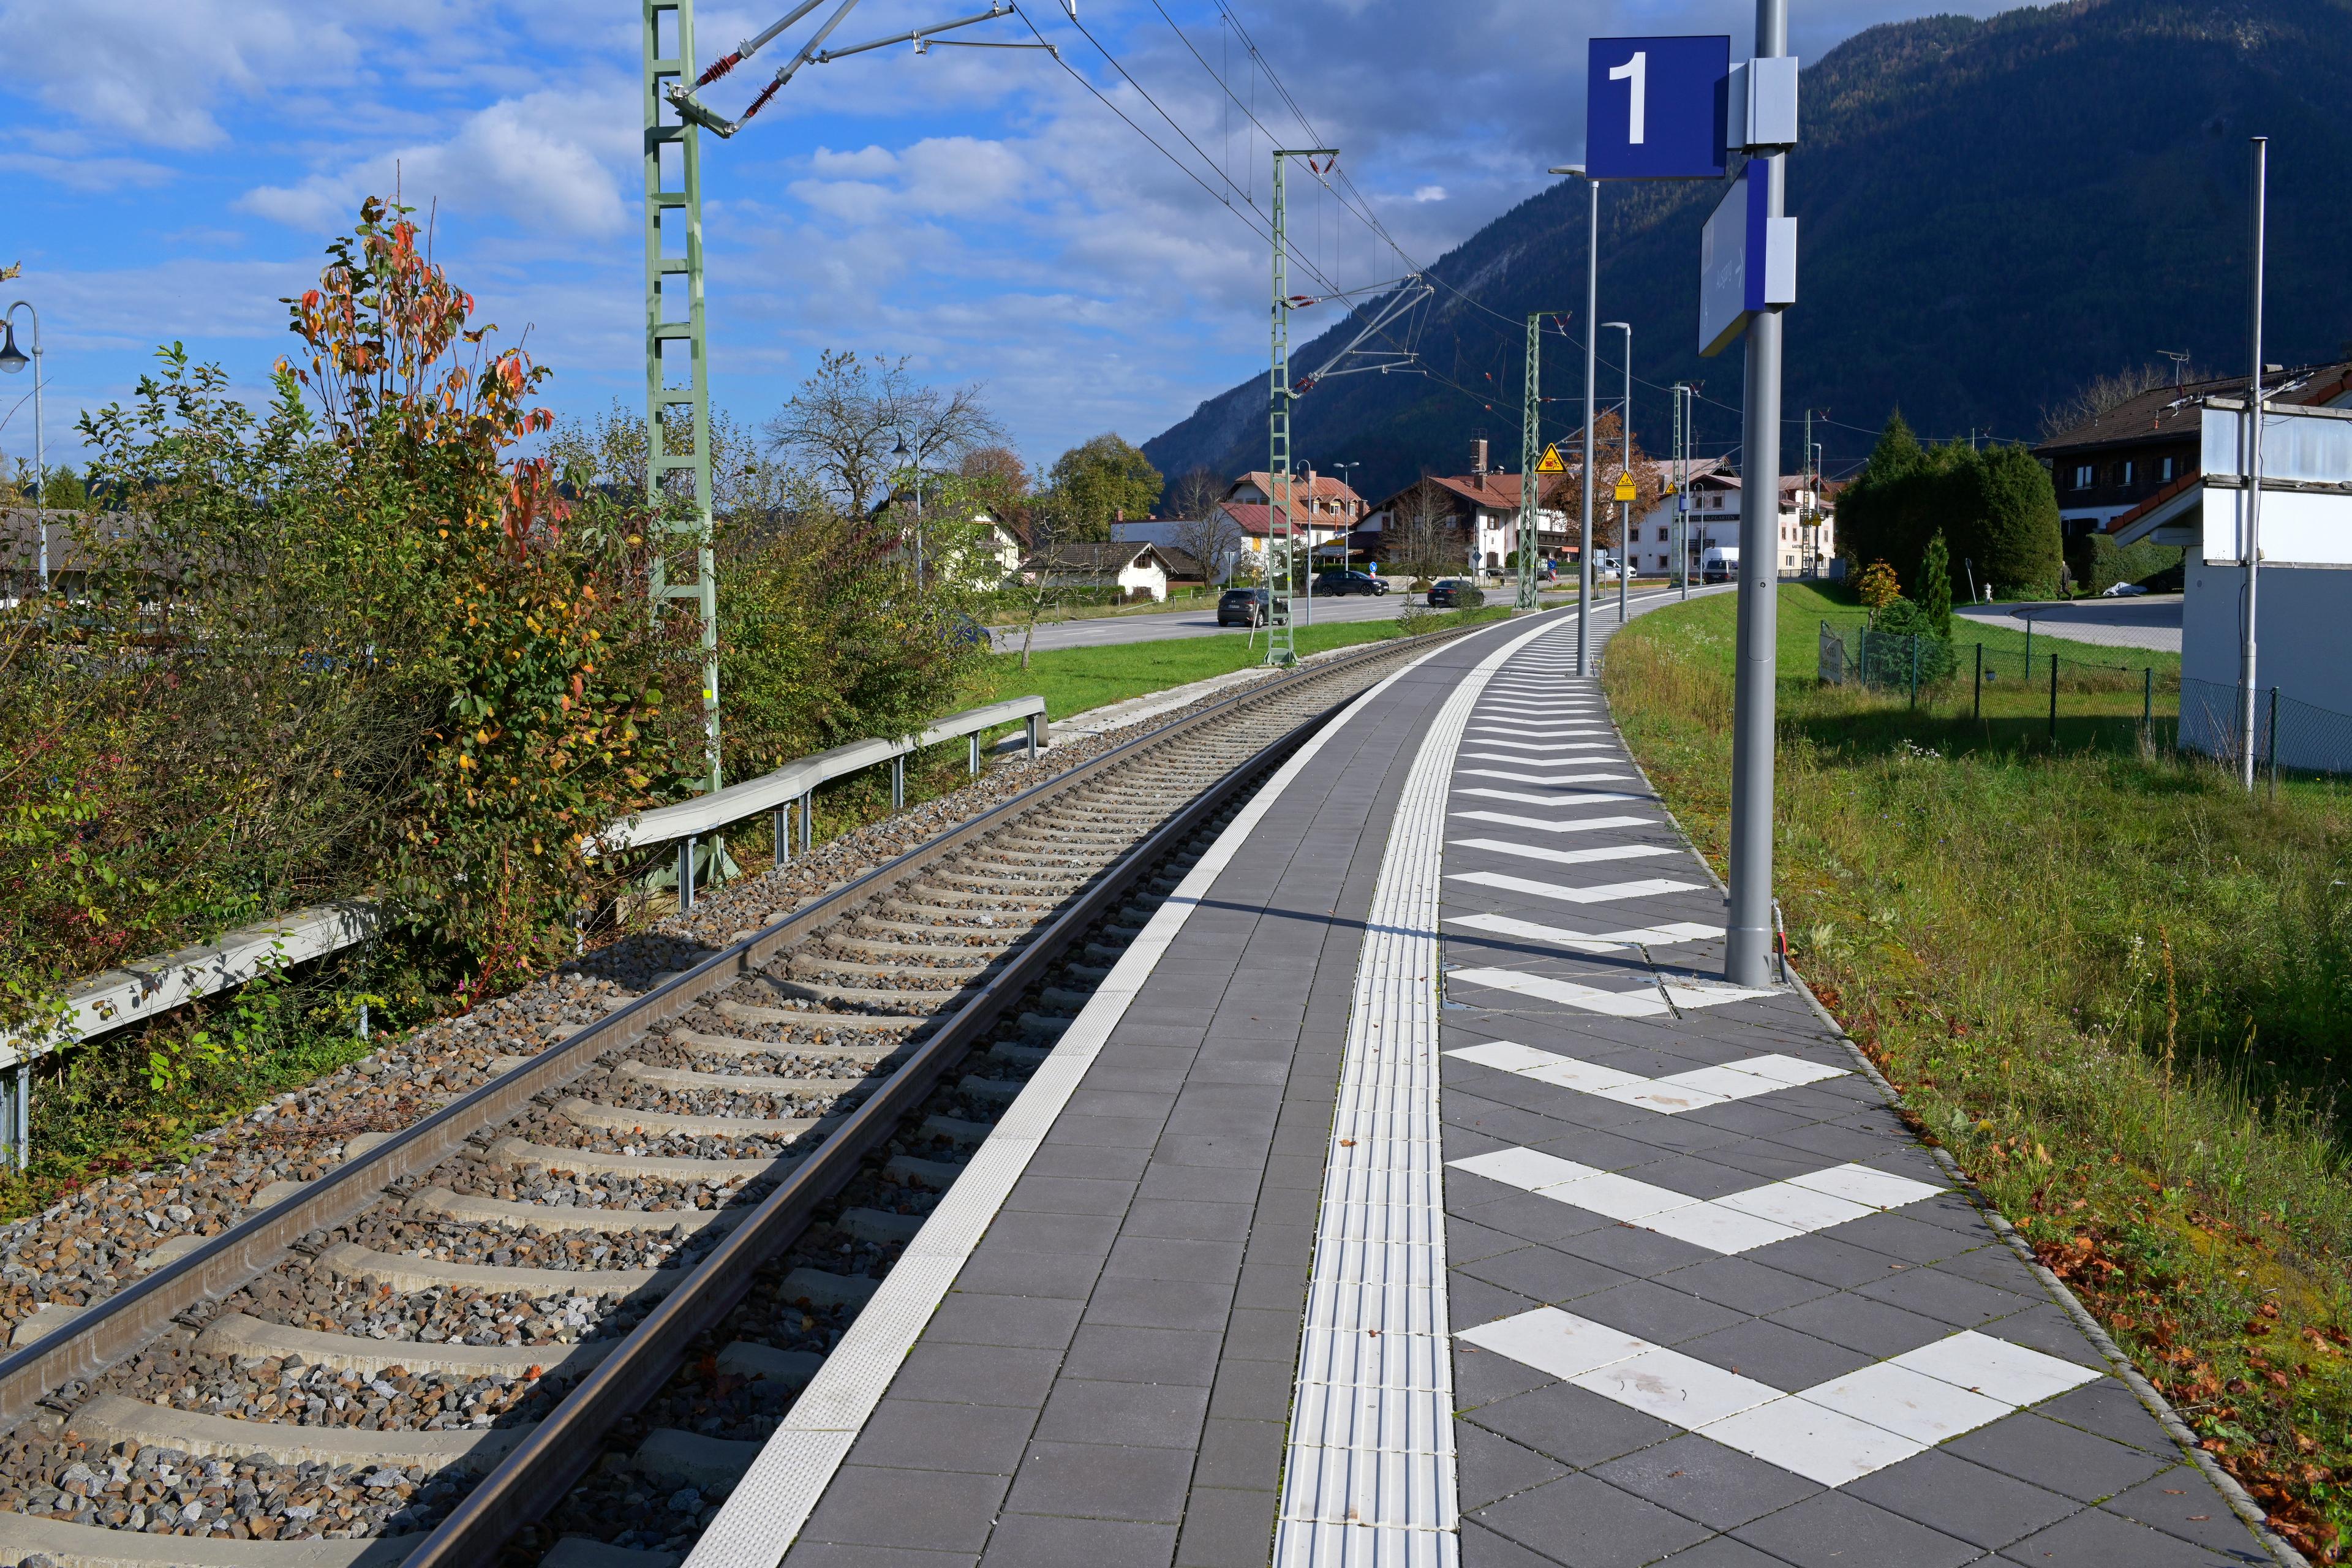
[0,622,1482,1448]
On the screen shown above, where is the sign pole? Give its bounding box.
[1724,0,1788,987]
[2239,136,2266,793]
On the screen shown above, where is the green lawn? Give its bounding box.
[975,605,1518,729]
[1608,588,2352,1558]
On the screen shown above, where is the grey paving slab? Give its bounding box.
[1431,612,2267,1568]
[786,611,1553,1567]
[782,602,2270,1568]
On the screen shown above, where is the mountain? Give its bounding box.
[1142,0,2352,503]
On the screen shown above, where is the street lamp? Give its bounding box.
[1603,320,1632,625]
[1550,164,1599,676]
[1,302,43,592]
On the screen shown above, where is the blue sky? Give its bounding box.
[0,0,2015,480]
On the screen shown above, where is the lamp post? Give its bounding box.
[1604,320,1632,625]
[1548,164,1599,676]
[0,302,43,592]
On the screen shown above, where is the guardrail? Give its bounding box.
[605,695,1047,911]
[0,696,1049,1153]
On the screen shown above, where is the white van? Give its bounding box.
[1701,546,1738,584]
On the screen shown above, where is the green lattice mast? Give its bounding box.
[1268,149,1335,667]
[643,0,721,794]
[1516,313,1544,611]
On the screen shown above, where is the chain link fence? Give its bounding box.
[2181,678,2352,778]
[1819,617,2184,738]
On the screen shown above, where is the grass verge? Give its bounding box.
[976,603,1516,728]
[1607,586,2352,1561]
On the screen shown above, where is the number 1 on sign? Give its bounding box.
[1610,50,1647,145]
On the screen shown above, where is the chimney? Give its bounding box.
[1472,439,1488,490]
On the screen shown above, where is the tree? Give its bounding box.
[763,350,1002,515]
[1047,432,1161,540]
[547,399,789,532]
[2038,361,2188,441]
[1389,480,1461,580]
[1559,409,1658,553]
[1970,443,2064,595]
[1917,530,1953,639]
[1167,466,1223,522]
[1838,417,2060,598]
[1856,560,1901,619]
[1007,492,1088,670]
[1172,506,1246,585]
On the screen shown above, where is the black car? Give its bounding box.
[1311,570,1387,597]
[1426,578,1485,608]
[1216,587,1288,627]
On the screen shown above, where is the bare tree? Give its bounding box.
[763,350,1005,514]
[2038,361,2188,440]
[1390,480,1460,579]
[1167,466,1223,523]
[1171,506,1246,585]
[1008,496,1085,670]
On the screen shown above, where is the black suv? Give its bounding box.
[1216,587,1288,627]
[1426,579,1485,608]
[1311,570,1387,597]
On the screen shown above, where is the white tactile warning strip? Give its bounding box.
[1446,869,1708,905]
[1444,912,1724,954]
[1446,1146,1944,1255]
[1444,1038,1845,1109]
[1273,618,1583,1568]
[1459,1308,2101,1487]
[680,627,1498,1568]
[1445,963,1774,1017]
[1459,767,1635,786]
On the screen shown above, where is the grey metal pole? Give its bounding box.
[1580,179,1599,675]
[4,303,43,591]
[2241,137,2266,792]
[1614,322,1632,624]
[1725,0,1789,987]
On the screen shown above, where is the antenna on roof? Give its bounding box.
[2161,349,2190,386]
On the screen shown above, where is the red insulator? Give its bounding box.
[739,77,783,123]
[697,51,743,86]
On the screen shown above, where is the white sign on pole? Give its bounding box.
[1698,168,1797,358]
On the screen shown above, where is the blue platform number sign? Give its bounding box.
[1585,36,1730,181]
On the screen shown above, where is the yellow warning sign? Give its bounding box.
[1613,473,1638,503]
[1536,444,1566,473]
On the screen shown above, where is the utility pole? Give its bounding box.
[1516,313,1544,612]
[1725,0,1791,987]
[1269,148,1336,666]
[643,0,722,795]
[2241,136,2267,793]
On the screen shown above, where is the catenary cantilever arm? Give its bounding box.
[671,0,1019,136]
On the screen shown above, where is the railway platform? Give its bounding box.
[685,601,2277,1568]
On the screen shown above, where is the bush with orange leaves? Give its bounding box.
[12,198,698,1020]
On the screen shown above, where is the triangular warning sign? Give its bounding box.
[1536,444,1566,473]
[1613,473,1638,502]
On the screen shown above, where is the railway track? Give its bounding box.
[0,620,1497,1568]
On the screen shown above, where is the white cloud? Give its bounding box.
[1414,184,1448,202]
[0,0,363,149]
[239,89,632,239]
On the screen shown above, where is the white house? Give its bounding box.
[1627,462,1838,577]
[2106,399,2352,771]
[1021,541,1176,601]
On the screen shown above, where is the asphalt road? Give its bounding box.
[1954,594,2183,654]
[989,581,1714,654]
[989,590,1449,653]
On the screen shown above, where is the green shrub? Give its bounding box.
[2066,531,2183,595]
